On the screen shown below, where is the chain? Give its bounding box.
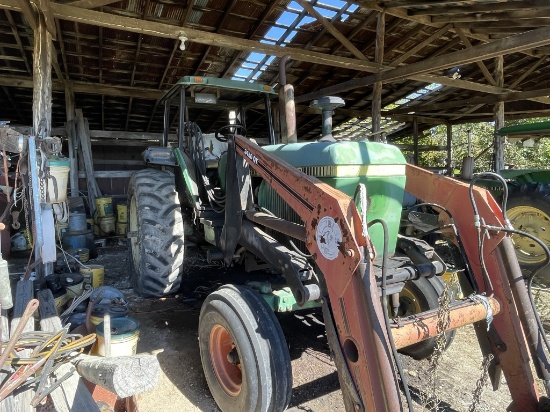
[468,353,494,412]
[39,172,46,203]
[425,278,453,411]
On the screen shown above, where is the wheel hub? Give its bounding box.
[507,205,550,265]
[209,324,242,397]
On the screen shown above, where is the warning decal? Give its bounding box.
[315,216,342,260]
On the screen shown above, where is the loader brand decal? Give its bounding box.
[243,148,259,165]
[235,139,314,213]
[316,216,342,260]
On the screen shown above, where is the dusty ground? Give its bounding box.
[7,243,550,411]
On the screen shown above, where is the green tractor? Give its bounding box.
[495,122,550,286]
[128,76,456,411]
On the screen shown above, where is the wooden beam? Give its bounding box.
[7,0,380,73]
[494,56,505,172]
[410,0,550,16]
[510,56,547,89]
[371,11,384,137]
[15,0,36,30]
[37,0,57,40]
[454,28,495,86]
[296,26,550,99]
[65,0,121,9]
[385,87,550,114]
[373,26,550,85]
[5,10,31,74]
[391,24,451,66]
[294,0,368,61]
[32,13,52,136]
[432,9,550,24]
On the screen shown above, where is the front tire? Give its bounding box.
[397,277,456,360]
[128,169,185,297]
[199,285,292,412]
[507,185,550,286]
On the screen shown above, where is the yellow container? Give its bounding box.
[54,292,68,315]
[95,197,113,218]
[98,216,115,236]
[117,203,128,223]
[55,221,69,242]
[60,273,84,298]
[75,248,90,263]
[116,222,127,236]
[80,265,105,288]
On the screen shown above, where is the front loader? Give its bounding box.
[128,75,550,411]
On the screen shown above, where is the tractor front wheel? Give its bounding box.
[199,285,292,412]
[128,169,185,297]
[507,185,550,286]
[397,276,456,360]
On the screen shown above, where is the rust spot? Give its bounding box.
[311,217,318,229]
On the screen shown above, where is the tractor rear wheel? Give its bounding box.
[397,276,456,360]
[128,169,185,297]
[199,285,292,412]
[507,185,550,287]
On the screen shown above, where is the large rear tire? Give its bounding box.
[397,277,456,360]
[507,185,550,286]
[199,285,292,412]
[128,169,185,297]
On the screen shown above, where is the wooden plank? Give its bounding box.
[89,130,176,141]
[390,24,451,66]
[37,289,62,331]
[0,309,13,412]
[65,82,79,197]
[432,9,550,24]
[48,363,100,412]
[78,170,136,178]
[10,280,34,412]
[75,109,101,215]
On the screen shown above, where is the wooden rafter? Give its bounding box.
[65,0,122,9]
[409,0,550,16]
[390,24,451,66]
[55,18,69,78]
[454,28,495,86]
[15,0,36,30]
[294,0,368,61]
[5,9,31,74]
[432,9,550,24]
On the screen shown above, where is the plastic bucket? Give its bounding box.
[98,216,116,236]
[116,222,127,236]
[69,212,88,232]
[95,197,113,218]
[95,317,140,357]
[117,203,128,223]
[75,248,90,263]
[47,157,70,203]
[80,265,105,288]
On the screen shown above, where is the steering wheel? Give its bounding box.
[215,124,247,142]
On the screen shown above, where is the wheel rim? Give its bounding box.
[209,324,242,397]
[507,205,550,266]
[129,196,140,272]
[397,286,422,316]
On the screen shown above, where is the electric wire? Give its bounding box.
[368,218,414,412]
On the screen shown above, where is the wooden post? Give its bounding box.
[494,55,505,172]
[74,354,161,398]
[32,13,53,137]
[65,81,79,197]
[413,116,419,165]
[371,11,385,140]
[446,122,453,176]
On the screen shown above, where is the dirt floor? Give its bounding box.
[8,242,550,412]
